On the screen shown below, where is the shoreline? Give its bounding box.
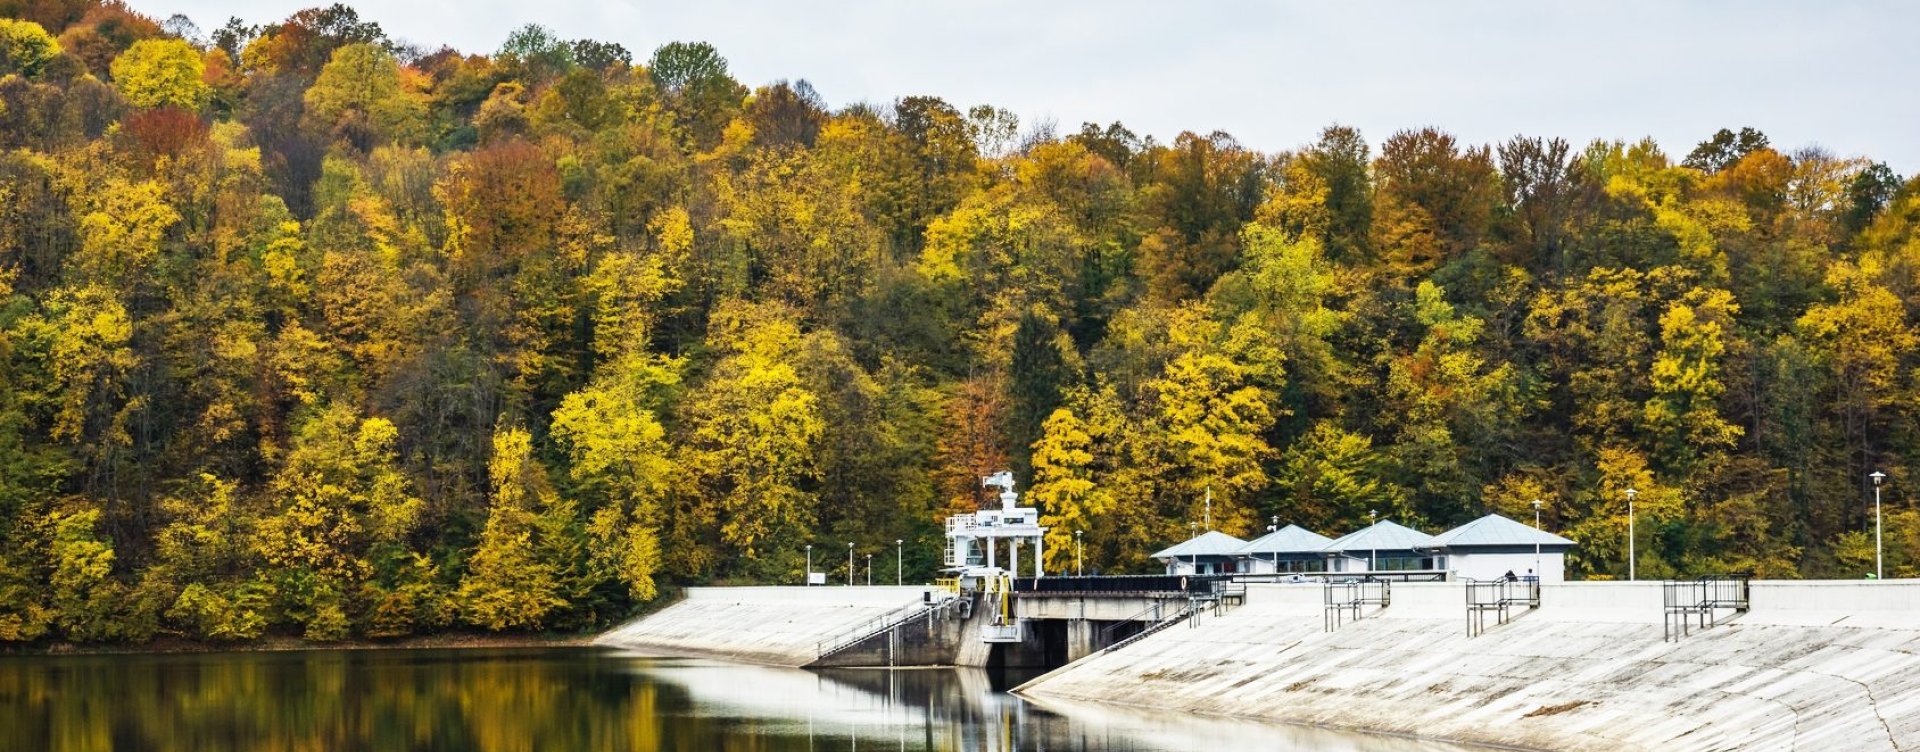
[0,632,595,657]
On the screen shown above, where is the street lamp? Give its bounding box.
[895,539,903,585]
[1871,471,1887,580]
[1188,521,1199,574]
[805,544,813,586]
[1269,515,1280,572]
[1531,499,1543,580]
[1074,529,1084,576]
[847,542,854,586]
[1624,488,1637,582]
[1369,509,1378,572]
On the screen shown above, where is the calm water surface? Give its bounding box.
[0,647,1479,751]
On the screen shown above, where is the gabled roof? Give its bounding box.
[1321,520,1436,554]
[1430,513,1576,549]
[1237,525,1334,556]
[1151,530,1249,559]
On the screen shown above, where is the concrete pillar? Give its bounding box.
[1035,534,1044,578]
[1067,618,1096,661]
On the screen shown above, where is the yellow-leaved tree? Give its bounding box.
[459,426,570,631]
[303,43,426,146]
[552,356,679,603]
[1564,448,1684,580]
[1150,305,1281,536]
[1643,287,1743,469]
[0,19,61,78]
[1030,386,1125,573]
[680,301,823,580]
[109,38,208,110]
[254,405,424,640]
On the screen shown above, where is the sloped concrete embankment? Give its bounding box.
[595,586,929,667]
[1017,581,1920,751]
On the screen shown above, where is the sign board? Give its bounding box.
[807,572,826,586]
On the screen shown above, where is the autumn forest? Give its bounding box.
[0,1,1916,644]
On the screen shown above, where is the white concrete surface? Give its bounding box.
[1020,580,1920,751]
[595,586,930,666]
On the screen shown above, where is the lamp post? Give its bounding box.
[1369,509,1378,572]
[805,544,813,586]
[1074,529,1083,577]
[1871,471,1886,580]
[1531,499,1543,580]
[1204,486,1212,531]
[1624,488,1637,582]
[895,539,903,585]
[866,554,873,586]
[1189,521,1199,574]
[847,542,854,586]
[1270,515,1280,572]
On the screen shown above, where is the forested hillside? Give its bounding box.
[0,1,1916,644]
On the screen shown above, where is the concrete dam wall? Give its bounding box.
[1016,580,1920,751]
[595,586,931,666]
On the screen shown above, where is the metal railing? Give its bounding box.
[1096,598,1183,645]
[1663,573,1752,641]
[1230,570,1449,584]
[1323,580,1391,632]
[1465,577,1540,637]
[1101,604,1195,654]
[1011,574,1218,595]
[815,597,959,660]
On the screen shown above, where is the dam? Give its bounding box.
[597,577,1920,750]
[595,473,1920,750]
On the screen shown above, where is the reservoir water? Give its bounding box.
[0,647,1479,751]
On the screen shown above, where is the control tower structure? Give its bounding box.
[943,471,1048,587]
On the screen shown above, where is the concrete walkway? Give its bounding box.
[1018,580,1920,751]
[595,586,930,666]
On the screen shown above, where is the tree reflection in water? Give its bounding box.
[0,648,1477,751]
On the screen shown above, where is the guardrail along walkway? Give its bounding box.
[1011,574,1218,595]
[1465,578,1540,637]
[1324,580,1391,632]
[815,597,961,661]
[1664,573,1752,641]
[1101,603,1195,654]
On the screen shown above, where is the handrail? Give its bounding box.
[1323,579,1391,632]
[1096,597,1183,643]
[815,598,953,659]
[1465,578,1539,637]
[1663,572,1752,641]
[1101,604,1194,654]
[1012,574,1219,595]
[1232,570,1448,584]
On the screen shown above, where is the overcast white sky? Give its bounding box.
[132,0,1920,172]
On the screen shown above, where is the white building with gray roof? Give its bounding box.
[1319,520,1445,573]
[1428,513,1575,583]
[1235,525,1333,573]
[1151,531,1249,575]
